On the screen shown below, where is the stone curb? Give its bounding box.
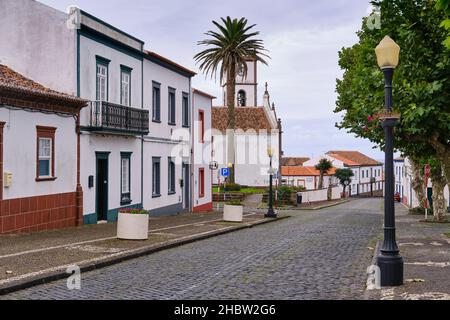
[289,199,353,211]
[0,216,289,295]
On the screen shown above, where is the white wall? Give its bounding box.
[1,108,77,199]
[142,58,191,212]
[192,92,212,208]
[79,35,143,126]
[299,186,341,203]
[0,0,76,95]
[80,133,141,215]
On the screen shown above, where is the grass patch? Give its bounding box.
[444,233,450,238]
[213,186,266,194]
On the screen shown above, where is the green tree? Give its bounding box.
[436,0,450,48]
[194,17,269,183]
[315,158,333,189]
[334,168,355,197]
[335,0,450,188]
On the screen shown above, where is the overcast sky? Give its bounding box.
[41,0,385,161]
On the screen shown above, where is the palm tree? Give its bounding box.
[194,17,269,183]
[315,158,333,189]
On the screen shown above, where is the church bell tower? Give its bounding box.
[223,57,258,107]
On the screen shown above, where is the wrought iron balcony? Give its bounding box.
[89,101,149,135]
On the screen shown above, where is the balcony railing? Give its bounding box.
[89,101,149,135]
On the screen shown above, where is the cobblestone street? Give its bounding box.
[2,198,383,300]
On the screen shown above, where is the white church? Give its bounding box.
[211,58,283,187]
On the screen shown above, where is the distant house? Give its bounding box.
[281,166,338,190]
[304,151,384,196]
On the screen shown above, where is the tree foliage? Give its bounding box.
[315,158,333,189]
[335,0,450,185]
[334,168,355,194]
[194,17,269,183]
[436,0,450,48]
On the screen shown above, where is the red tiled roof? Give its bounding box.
[281,157,310,166]
[0,64,86,107]
[144,50,196,76]
[212,107,273,132]
[326,151,382,166]
[281,166,337,176]
[193,88,216,100]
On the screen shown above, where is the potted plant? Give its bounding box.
[117,208,149,240]
[223,199,243,222]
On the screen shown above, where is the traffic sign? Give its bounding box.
[209,161,219,170]
[220,168,230,177]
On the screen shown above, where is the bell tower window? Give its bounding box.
[237,90,246,107]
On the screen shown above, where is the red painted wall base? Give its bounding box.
[0,192,77,234]
[193,202,213,213]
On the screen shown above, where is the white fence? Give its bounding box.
[298,186,342,203]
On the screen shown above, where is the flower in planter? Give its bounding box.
[120,208,149,214]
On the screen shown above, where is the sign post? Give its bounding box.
[424,164,431,221]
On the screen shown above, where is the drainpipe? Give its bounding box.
[190,78,194,213]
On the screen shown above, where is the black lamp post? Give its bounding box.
[375,36,403,286]
[265,148,277,218]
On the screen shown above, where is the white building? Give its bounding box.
[212,59,282,187]
[0,64,86,234]
[396,157,449,210]
[281,166,338,190]
[304,151,384,196]
[192,89,215,212]
[0,0,211,230]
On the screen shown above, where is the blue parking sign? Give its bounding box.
[220,168,230,177]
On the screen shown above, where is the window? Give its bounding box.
[121,153,131,204]
[168,87,176,125]
[199,168,205,198]
[362,170,365,178]
[199,110,205,143]
[237,90,246,106]
[168,157,175,194]
[96,56,110,101]
[152,81,161,122]
[152,157,161,197]
[36,126,56,181]
[182,92,189,127]
[120,66,132,106]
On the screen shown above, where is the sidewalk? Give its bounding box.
[368,204,450,300]
[0,210,288,294]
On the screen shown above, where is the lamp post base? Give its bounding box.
[377,253,404,287]
[265,208,277,219]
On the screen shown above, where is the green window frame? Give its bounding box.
[120,65,132,106]
[152,81,161,122]
[152,157,161,197]
[168,157,176,194]
[182,92,189,128]
[168,87,176,125]
[120,152,132,205]
[96,55,110,101]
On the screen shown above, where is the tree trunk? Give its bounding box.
[428,135,450,186]
[410,158,425,208]
[318,173,324,189]
[226,63,236,184]
[430,166,447,222]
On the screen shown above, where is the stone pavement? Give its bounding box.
[0,210,284,294]
[367,204,450,300]
[2,198,383,300]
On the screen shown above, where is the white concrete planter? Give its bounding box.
[117,212,149,240]
[223,205,243,222]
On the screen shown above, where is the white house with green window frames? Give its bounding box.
[0,0,199,226]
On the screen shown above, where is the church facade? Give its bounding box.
[212,58,283,187]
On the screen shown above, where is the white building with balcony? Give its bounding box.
[0,0,205,228]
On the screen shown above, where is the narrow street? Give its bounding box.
[2,199,383,300]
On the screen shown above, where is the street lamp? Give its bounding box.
[375,35,403,286]
[265,147,277,218]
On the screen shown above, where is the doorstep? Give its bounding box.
[0,211,289,294]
